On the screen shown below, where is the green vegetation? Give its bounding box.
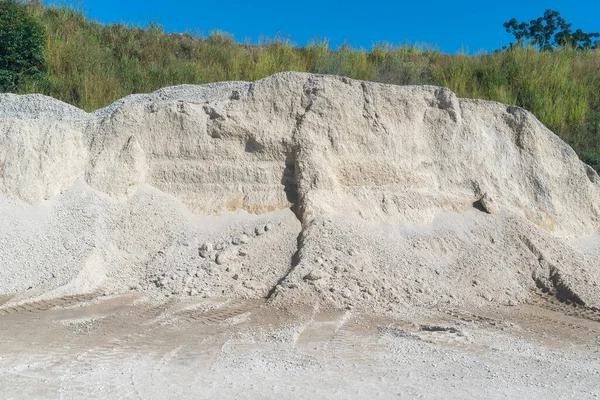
[0,0,45,91]
[503,10,599,51]
[6,2,600,170]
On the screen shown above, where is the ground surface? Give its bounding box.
[0,291,598,399]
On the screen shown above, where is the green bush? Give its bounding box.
[0,0,46,92]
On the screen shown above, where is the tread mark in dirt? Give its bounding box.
[328,315,388,361]
[529,288,600,323]
[446,310,495,324]
[0,290,104,316]
[0,295,13,307]
[175,299,264,325]
[294,310,349,355]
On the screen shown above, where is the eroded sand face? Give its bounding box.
[0,293,598,399]
[1,73,600,397]
[0,72,599,312]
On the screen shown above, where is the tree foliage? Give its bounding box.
[0,0,46,92]
[503,10,599,51]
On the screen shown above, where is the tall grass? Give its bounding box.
[16,3,600,170]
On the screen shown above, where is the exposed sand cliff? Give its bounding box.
[1,72,599,312]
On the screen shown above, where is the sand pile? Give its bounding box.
[0,72,599,311]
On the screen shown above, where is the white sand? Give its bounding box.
[0,72,598,313]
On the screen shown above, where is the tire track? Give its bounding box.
[529,288,600,323]
[294,310,350,355]
[174,298,265,326]
[0,290,104,316]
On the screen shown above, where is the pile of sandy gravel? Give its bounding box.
[0,72,599,312]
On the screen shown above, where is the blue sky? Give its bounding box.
[47,1,600,54]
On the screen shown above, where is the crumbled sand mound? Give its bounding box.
[1,72,599,311]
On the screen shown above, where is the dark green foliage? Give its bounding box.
[504,10,599,51]
[0,0,46,92]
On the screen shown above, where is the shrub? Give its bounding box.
[0,0,46,92]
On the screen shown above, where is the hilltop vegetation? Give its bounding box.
[4,2,600,170]
[0,0,45,91]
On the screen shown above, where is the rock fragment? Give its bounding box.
[479,193,500,215]
[199,243,213,258]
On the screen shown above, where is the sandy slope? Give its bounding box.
[0,72,599,312]
[1,73,600,399]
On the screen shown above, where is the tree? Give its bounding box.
[503,10,599,51]
[0,0,46,92]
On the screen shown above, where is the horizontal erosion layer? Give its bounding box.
[0,72,598,235]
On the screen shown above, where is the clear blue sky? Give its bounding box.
[46,0,600,54]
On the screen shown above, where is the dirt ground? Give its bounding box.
[0,291,598,399]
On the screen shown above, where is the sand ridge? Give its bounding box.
[0,72,599,313]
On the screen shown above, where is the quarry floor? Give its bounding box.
[0,292,598,399]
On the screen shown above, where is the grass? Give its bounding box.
[15,3,600,170]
